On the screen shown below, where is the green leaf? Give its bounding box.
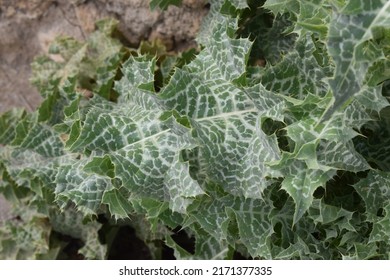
[165,234,192,259]
[197,0,248,46]
[193,229,231,260]
[369,204,390,245]
[274,237,310,259]
[322,0,390,120]
[101,188,133,220]
[31,19,122,92]
[163,154,205,213]
[190,191,274,259]
[161,22,283,197]
[48,206,107,259]
[48,36,83,61]
[263,0,299,15]
[190,194,232,243]
[228,198,274,258]
[262,35,330,99]
[295,0,331,38]
[353,170,390,221]
[63,56,203,215]
[0,208,54,260]
[308,199,355,232]
[280,161,336,224]
[355,107,390,171]
[55,158,113,215]
[95,52,124,100]
[0,109,25,145]
[77,221,107,259]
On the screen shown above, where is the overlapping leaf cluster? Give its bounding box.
[0,0,389,259]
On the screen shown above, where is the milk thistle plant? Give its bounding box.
[0,0,389,259]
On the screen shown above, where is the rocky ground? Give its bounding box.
[0,0,207,223]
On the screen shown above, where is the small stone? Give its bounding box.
[75,4,100,33]
[6,6,16,17]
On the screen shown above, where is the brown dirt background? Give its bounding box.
[0,0,207,222]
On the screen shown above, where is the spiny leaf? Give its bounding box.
[190,192,274,258]
[197,0,248,46]
[355,107,390,171]
[263,0,299,15]
[322,0,390,120]
[369,204,390,244]
[163,154,205,213]
[0,109,25,145]
[48,206,107,259]
[101,188,133,220]
[161,22,283,198]
[55,159,112,215]
[353,170,390,221]
[262,35,330,100]
[280,161,336,224]
[0,209,53,260]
